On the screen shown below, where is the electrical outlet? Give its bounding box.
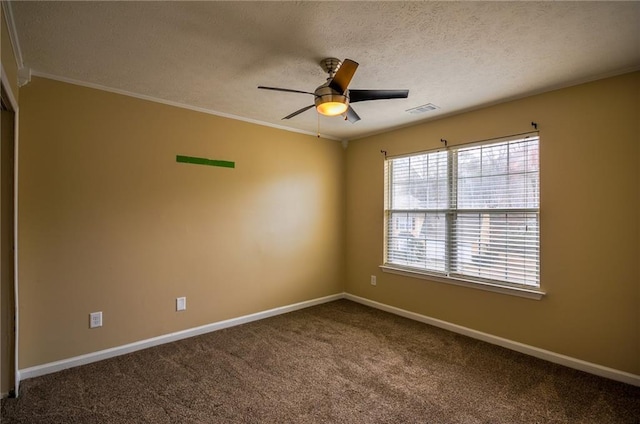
[89,311,102,328]
[176,297,186,311]
[371,275,377,286]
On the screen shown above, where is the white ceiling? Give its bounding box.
[7,1,640,141]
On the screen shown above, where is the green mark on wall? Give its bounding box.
[176,155,235,169]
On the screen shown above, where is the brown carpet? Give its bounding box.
[1,299,639,423]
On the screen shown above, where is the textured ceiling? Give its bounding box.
[8,1,640,141]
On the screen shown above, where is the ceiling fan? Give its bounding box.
[258,58,409,123]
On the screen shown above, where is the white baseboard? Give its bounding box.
[19,293,344,381]
[18,292,640,388]
[344,293,640,387]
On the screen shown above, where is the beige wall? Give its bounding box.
[345,72,640,375]
[16,71,640,377]
[18,77,345,368]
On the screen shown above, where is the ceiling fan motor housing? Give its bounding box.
[314,83,349,116]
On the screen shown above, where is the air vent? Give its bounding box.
[406,103,439,114]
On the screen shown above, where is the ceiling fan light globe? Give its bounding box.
[317,102,348,116]
[315,94,348,116]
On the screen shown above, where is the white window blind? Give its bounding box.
[384,134,540,288]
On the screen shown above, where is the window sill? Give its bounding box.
[379,265,545,300]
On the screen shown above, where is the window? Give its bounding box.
[384,134,540,293]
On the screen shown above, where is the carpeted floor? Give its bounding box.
[2,299,639,423]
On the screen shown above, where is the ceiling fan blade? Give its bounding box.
[258,86,316,96]
[328,59,359,94]
[349,89,409,103]
[282,104,315,120]
[345,106,361,123]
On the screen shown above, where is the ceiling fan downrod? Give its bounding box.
[319,57,342,78]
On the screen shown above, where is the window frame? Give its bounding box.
[381,133,545,300]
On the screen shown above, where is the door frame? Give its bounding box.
[1,63,19,397]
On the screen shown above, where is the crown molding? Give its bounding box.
[2,1,24,69]
[29,70,341,142]
[17,66,30,87]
